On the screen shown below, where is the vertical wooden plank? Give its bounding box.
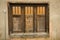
[30,7,33,15]
[12,6,16,15]
[21,6,25,32]
[18,6,21,15]
[43,6,45,15]
[39,7,43,15]
[28,7,30,15]
[16,6,19,15]
[45,5,49,33]
[33,6,37,32]
[37,6,40,15]
[25,7,28,15]
[8,5,13,34]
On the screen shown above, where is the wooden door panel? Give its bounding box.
[13,16,24,32]
[25,6,33,32]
